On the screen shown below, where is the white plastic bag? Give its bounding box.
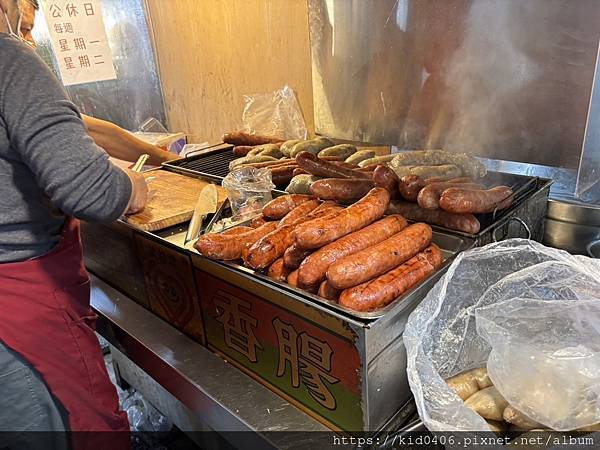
[404,239,600,432]
[242,85,308,140]
[476,297,600,431]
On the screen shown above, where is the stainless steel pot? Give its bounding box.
[543,196,600,255]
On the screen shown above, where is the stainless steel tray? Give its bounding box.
[168,224,473,321]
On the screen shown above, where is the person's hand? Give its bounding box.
[124,169,149,215]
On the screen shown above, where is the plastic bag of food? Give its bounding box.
[476,297,600,431]
[404,239,600,432]
[222,167,275,222]
[242,85,308,140]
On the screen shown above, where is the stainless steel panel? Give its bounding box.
[308,0,600,170]
[32,0,166,130]
[91,275,330,448]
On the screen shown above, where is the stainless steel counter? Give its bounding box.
[90,275,330,449]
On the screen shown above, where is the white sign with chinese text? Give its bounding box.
[40,0,117,86]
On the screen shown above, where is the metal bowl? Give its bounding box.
[587,239,600,258]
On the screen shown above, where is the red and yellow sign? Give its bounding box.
[196,270,363,431]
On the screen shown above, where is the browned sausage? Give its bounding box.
[398,176,465,202]
[318,280,341,301]
[269,165,296,186]
[232,145,256,157]
[267,258,291,282]
[293,188,391,250]
[417,182,484,210]
[222,226,253,235]
[439,186,514,214]
[287,270,299,287]
[238,159,296,169]
[250,215,268,228]
[223,131,282,146]
[296,152,371,179]
[283,244,312,270]
[319,155,345,162]
[297,215,408,287]
[278,199,322,227]
[195,221,278,260]
[310,178,375,203]
[245,208,340,269]
[329,160,361,169]
[244,225,296,269]
[309,200,339,215]
[339,244,443,312]
[262,194,315,219]
[386,201,481,234]
[293,168,308,176]
[373,165,400,199]
[327,223,432,289]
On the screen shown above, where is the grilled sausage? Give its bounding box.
[398,176,444,202]
[417,182,484,210]
[439,186,514,214]
[283,244,312,270]
[296,152,371,179]
[280,139,302,157]
[244,225,296,269]
[318,144,357,159]
[267,258,291,282]
[223,131,282,146]
[287,270,299,287]
[232,145,256,157]
[293,188,390,250]
[262,195,315,220]
[327,223,432,290]
[357,154,396,167]
[372,165,400,198]
[339,244,443,312]
[250,215,268,228]
[310,178,375,203]
[246,208,340,269]
[258,144,284,158]
[222,226,253,235]
[409,164,463,180]
[290,138,335,158]
[269,165,296,186]
[296,215,407,287]
[292,168,309,177]
[346,150,376,165]
[229,155,278,170]
[195,221,278,260]
[234,159,294,169]
[278,199,322,227]
[286,174,318,194]
[386,201,481,234]
[318,280,341,301]
[390,150,486,179]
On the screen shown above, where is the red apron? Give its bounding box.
[0,218,130,450]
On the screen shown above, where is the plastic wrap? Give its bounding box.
[242,85,308,140]
[476,298,600,431]
[404,239,600,432]
[222,167,275,222]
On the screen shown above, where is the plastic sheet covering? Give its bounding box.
[222,167,275,223]
[404,239,600,432]
[242,85,308,140]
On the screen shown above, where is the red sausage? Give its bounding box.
[297,215,408,287]
[310,178,375,203]
[417,182,483,210]
[296,152,371,179]
[223,131,282,146]
[262,195,315,220]
[195,221,278,260]
[278,199,322,227]
[267,258,292,282]
[439,186,514,214]
[318,280,341,301]
[293,188,390,250]
[232,145,256,157]
[373,165,400,199]
[339,244,443,312]
[283,244,312,270]
[327,223,433,290]
[386,201,481,234]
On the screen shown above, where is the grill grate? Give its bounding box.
[167,149,237,178]
[165,148,546,236]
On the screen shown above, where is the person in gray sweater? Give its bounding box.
[0,1,147,448]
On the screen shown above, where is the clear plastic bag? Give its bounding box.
[242,85,308,140]
[476,297,600,431]
[222,167,275,222]
[404,239,600,432]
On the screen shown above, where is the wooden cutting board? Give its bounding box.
[125,170,227,231]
